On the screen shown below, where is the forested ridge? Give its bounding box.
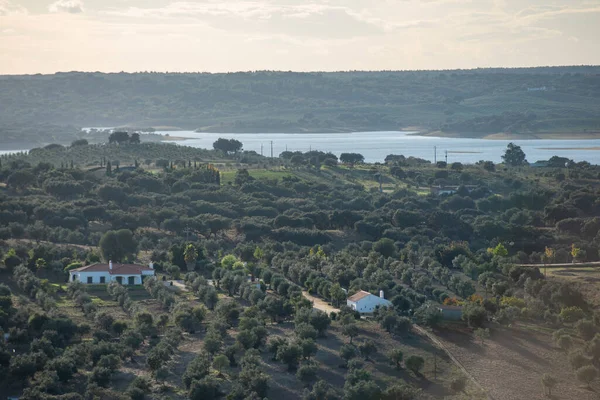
[2,66,600,147]
[2,141,600,399]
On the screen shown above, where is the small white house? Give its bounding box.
[347,290,392,313]
[69,261,155,285]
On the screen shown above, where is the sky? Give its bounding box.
[1,0,600,74]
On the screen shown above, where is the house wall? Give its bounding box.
[440,309,463,320]
[69,271,109,284]
[69,271,153,285]
[347,295,392,313]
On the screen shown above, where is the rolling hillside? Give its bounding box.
[1,67,600,147]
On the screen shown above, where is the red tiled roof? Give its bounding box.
[347,290,372,302]
[71,263,152,275]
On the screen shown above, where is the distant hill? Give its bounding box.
[1,67,600,146]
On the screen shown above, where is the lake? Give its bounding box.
[153,130,600,164]
[5,130,600,164]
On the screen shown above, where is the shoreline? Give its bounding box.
[414,130,600,140]
[92,124,600,140]
[159,135,189,141]
[537,147,600,151]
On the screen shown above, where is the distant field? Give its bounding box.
[545,266,600,280]
[545,266,600,307]
[220,169,296,184]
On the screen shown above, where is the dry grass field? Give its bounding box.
[545,266,600,307]
[432,323,599,400]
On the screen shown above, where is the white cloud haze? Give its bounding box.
[48,0,83,13]
[0,0,599,73]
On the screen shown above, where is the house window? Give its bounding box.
[87,277,93,284]
[72,275,77,281]
[116,276,123,284]
[128,276,136,285]
[100,276,105,284]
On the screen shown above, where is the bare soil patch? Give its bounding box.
[433,324,599,400]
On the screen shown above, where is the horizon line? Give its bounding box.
[2,64,600,77]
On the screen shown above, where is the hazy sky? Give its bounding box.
[1,0,600,74]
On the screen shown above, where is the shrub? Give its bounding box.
[569,350,592,370]
[358,340,377,360]
[296,363,318,387]
[212,354,229,375]
[462,303,486,328]
[127,387,145,400]
[560,307,585,324]
[500,296,526,309]
[276,343,302,371]
[339,344,357,368]
[556,335,573,352]
[383,383,421,400]
[576,365,598,387]
[450,376,467,393]
[405,355,424,375]
[182,352,211,388]
[295,323,318,340]
[390,349,404,370]
[576,319,597,341]
[88,366,112,387]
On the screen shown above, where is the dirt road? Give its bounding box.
[163,280,188,292]
[302,291,340,314]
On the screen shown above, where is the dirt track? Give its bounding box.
[302,291,340,314]
[414,325,493,400]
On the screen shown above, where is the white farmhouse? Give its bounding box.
[347,290,392,313]
[69,261,155,285]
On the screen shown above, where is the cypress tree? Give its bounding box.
[106,161,112,176]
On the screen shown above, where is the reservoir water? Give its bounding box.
[5,130,600,164]
[153,130,600,164]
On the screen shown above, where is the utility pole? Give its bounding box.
[270,141,273,158]
[434,146,437,164]
[183,225,192,242]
